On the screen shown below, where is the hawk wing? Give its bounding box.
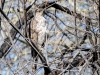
[30,18,38,58]
[30,18,38,46]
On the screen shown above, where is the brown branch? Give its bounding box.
[24,0,27,37]
[99,0,100,43]
[39,1,85,20]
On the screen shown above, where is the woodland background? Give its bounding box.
[0,0,99,75]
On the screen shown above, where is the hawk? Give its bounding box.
[30,8,47,63]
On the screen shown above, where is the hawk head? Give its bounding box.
[35,8,44,16]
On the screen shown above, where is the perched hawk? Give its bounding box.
[30,8,47,59]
